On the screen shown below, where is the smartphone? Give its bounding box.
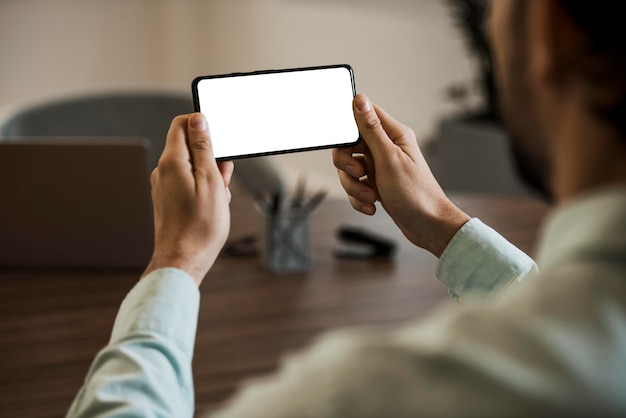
[192,64,359,160]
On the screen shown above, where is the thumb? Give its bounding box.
[352,94,394,157]
[187,113,217,174]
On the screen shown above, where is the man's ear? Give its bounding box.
[527,0,580,88]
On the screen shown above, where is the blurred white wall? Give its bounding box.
[0,0,473,192]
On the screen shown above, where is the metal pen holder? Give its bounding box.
[262,208,313,273]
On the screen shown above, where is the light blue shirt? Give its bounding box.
[66,188,626,417]
[67,269,199,417]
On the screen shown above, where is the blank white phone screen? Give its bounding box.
[195,66,359,160]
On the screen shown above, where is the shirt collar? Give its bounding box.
[536,187,626,272]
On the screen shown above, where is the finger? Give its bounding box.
[338,172,377,214]
[159,115,193,166]
[361,152,379,197]
[337,169,378,204]
[352,94,394,157]
[218,160,235,187]
[187,113,217,174]
[348,194,377,216]
[150,167,159,188]
[333,147,366,178]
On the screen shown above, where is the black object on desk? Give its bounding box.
[334,225,397,259]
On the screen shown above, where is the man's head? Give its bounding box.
[488,0,626,201]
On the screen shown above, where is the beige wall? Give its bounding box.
[0,0,473,192]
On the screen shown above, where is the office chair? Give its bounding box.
[0,91,284,194]
[428,118,535,197]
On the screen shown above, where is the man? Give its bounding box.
[66,0,626,416]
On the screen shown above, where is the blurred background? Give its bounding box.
[0,0,476,194]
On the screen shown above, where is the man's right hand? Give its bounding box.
[332,94,470,257]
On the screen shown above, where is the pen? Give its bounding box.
[271,191,283,215]
[292,176,307,209]
[303,189,327,214]
[253,192,271,214]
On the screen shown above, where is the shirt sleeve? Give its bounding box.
[436,218,538,303]
[65,268,200,418]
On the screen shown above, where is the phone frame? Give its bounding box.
[192,64,359,161]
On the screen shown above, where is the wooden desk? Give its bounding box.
[0,194,548,417]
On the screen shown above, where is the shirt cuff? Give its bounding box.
[436,218,537,303]
[110,268,200,356]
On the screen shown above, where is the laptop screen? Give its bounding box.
[0,138,153,268]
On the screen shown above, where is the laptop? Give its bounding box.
[0,138,154,269]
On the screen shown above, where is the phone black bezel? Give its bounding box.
[191,64,359,161]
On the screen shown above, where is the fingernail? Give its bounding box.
[190,113,207,131]
[355,95,372,112]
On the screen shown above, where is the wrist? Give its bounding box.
[142,246,218,286]
[402,199,470,258]
[428,205,471,258]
